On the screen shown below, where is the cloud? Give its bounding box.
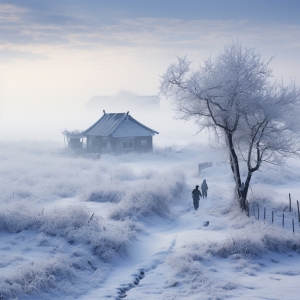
[0,48,47,62]
[0,4,27,22]
[1,5,300,58]
[0,2,299,86]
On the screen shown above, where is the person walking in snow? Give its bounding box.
[192,185,202,210]
[201,179,208,198]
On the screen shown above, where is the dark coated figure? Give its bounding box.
[192,185,202,210]
[201,179,208,198]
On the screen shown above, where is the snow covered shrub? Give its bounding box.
[0,201,137,260]
[0,141,133,203]
[166,245,238,299]
[0,253,104,299]
[109,169,185,221]
[109,165,137,181]
[0,255,74,299]
[167,251,203,280]
[84,180,125,203]
[205,234,266,258]
[39,204,93,235]
[40,205,136,261]
[171,222,300,273]
[0,199,40,233]
[86,189,122,203]
[249,193,273,207]
[0,201,140,299]
[205,223,300,259]
[258,223,300,252]
[248,191,292,214]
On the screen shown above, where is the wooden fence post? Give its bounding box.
[282,213,285,228]
[292,219,295,235]
[297,200,300,222]
[264,207,266,223]
[289,193,291,212]
[272,211,274,224]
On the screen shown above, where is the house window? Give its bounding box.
[141,139,147,146]
[122,140,134,149]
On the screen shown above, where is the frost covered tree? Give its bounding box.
[160,41,300,208]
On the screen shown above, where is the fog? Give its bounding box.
[0,1,299,149]
[0,47,298,148]
[0,89,207,148]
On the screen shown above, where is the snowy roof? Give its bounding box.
[83,112,159,137]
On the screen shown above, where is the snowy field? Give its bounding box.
[1,141,300,300]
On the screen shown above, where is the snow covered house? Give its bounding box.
[62,111,159,154]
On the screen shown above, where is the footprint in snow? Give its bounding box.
[115,269,145,299]
[113,238,177,299]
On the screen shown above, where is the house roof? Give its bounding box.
[82,112,159,137]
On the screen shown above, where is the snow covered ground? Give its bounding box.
[0,141,300,300]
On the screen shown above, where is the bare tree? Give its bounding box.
[236,81,300,206]
[160,41,300,208]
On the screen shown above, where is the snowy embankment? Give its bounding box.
[1,141,300,300]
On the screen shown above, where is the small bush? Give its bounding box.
[109,169,186,221]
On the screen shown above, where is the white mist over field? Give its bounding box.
[0,91,204,148]
[0,138,300,300]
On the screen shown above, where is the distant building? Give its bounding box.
[85,94,160,113]
[62,111,159,154]
[132,96,160,111]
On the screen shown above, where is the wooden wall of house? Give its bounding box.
[134,136,153,153]
[86,136,100,153]
[112,137,133,154]
[100,137,113,154]
[86,136,153,154]
[86,136,114,153]
[113,136,153,153]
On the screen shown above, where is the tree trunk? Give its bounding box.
[226,132,242,197]
[243,141,261,207]
[244,172,252,200]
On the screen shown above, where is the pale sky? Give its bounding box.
[0,0,300,142]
